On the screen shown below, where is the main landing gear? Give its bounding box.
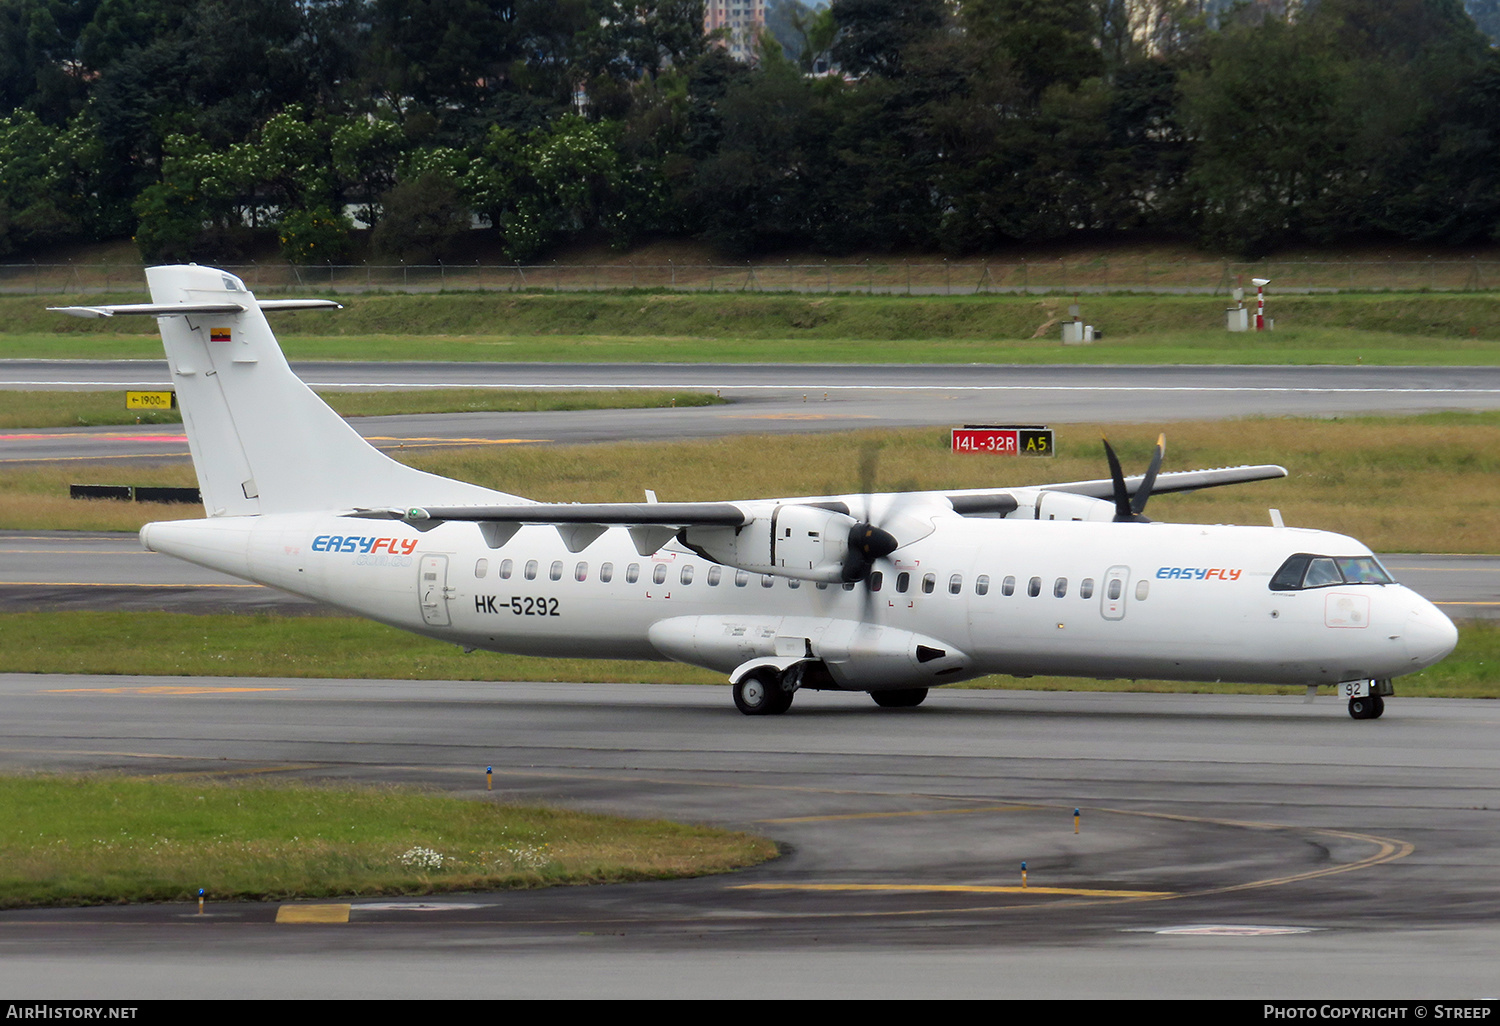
[733,669,795,715]
[1348,694,1385,720]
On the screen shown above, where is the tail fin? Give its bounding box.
[56,264,516,516]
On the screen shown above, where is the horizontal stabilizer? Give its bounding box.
[48,300,342,318]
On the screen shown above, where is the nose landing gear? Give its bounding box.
[1345,679,1393,719]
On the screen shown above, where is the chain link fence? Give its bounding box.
[4,259,1499,295]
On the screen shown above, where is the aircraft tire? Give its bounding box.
[1370,695,1385,719]
[1348,696,1377,720]
[871,687,929,709]
[734,672,781,716]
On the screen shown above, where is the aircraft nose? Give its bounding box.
[1403,597,1458,670]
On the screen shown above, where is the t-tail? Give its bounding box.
[52,264,516,516]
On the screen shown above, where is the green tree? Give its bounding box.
[829,0,948,78]
[963,0,1103,100]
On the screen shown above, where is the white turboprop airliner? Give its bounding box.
[54,265,1457,719]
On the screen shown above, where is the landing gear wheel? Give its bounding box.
[1348,695,1384,720]
[871,687,929,709]
[734,672,791,716]
[1370,694,1385,719]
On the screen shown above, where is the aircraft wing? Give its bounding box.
[344,464,1281,555]
[398,501,750,526]
[946,463,1288,506]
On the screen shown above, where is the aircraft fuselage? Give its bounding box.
[141,511,1456,691]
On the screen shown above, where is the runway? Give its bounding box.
[4,362,1500,464]
[1,675,1497,998]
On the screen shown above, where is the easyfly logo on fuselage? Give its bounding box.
[1155,566,1242,581]
[311,535,419,555]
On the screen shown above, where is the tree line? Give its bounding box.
[0,0,1495,263]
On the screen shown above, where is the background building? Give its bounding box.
[705,0,768,61]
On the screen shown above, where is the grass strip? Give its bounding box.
[0,388,724,430]
[5,290,1500,363]
[4,327,1496,367]
[0,611,1492,697]
[12,414,1500,552]
[0,774,777,908]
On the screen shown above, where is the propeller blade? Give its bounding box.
[1101,435,1132,521]
[857,442,881,504]
[1130,434,1166,517]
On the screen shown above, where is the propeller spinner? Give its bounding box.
[843,521,899,582]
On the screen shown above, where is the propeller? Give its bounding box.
[843,521,899,582]
[843,441,900,584]
[1101,433,1166,523]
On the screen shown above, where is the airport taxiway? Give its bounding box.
[0,676,1497,998]
[4,362,1500,464]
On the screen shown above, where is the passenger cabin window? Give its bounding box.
[896,572,910,593]
[575,562,588,582]
[975,574,989,596]
[921,573,935,594]
[949,574,962,595]
[1054,577,1067,598]
[707,566,722,586]
[524,559,538,581]
[762,574,774,588]
[474,559,488,578]
[1080,578,1095,599]
[869,571,883,592]
[653,564,668,585]
[549,560,563,581]
[1028,576,1041,598]
[680,565,694,585]
[1107,578,1122,600]
[1136,580,1150,600]
[626,563,640,584]
[600,562,614,583]
[1001,576,1015,597]
[1270,553,1394,591]
[735,570,749,587]
[788,579,800,589]
[499,559,513,580]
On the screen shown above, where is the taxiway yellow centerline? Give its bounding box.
[276,904,351,924]
[731,883,1173,898]
[760,804,1031,824]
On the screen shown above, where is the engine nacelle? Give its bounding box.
[681,503,856,583]
[1007,490,1117,522]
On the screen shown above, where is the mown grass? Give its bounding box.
[8,413,1500,550]
[0,611,1490,696]
[0,388,724,429]
[6,291,1500,363]
[0,774,777,908]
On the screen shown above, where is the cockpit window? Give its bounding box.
[1270,553,1394,591]
[1336,557,1394,584]
[1304,558,1342,588]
